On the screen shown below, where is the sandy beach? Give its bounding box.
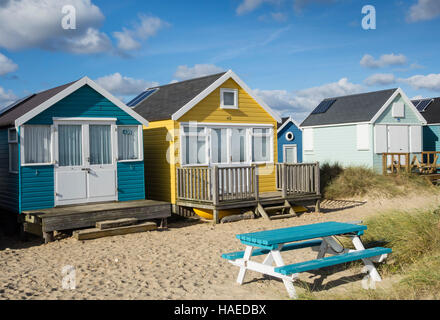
[1,194,439,300]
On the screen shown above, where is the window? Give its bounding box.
[251,128,272,163]
[181,125,207,165]
[8,128,18,173]
[285,132,294,141]
[23,125,52,165]
[303,128,314,151]
[180,124,273,166]
[118,126,140,161]
[58,125,82,167]
[220,88,238,109]
[356,124,370,150]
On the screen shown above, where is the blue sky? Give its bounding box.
[0,0,440,121]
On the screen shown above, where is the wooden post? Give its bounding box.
[315,162,321,196]
[281,163,287,198]
[382,154,387,175]
[253,165,259,201]
[212,166,219,224]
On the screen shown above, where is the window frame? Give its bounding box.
[8,128,18,174]
[116,125,144,163]
[180,124,209,167]
[180,123,273,167]
[220,88,238,109]
[285,131,294,141]
[20,125,54,166]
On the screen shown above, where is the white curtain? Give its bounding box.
[89,125,111,165]
[118,126,139,160]
[211,128,228,163]
[231,128,246,163]
[252,128,270,162]
[182,126,206,165]
[58,125,82,167]
[24,125,51,164]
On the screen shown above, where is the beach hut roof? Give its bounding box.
[412,97,440,124]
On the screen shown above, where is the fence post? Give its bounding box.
[315,162,321,196]
[253,165,259,201]
[212,166,219,224]
[281,163,287,198]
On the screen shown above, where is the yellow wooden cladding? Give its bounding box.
[143,78,278,204]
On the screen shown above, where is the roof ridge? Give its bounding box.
[147,72,227,90]
[323,88,398,101]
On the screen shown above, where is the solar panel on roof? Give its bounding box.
[311,99,336,114]
[0,94,35,116]
[127,88,159,107]
[416,99,433,112]
[412,100,421,108]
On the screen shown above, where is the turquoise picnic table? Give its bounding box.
[222,221,391,298]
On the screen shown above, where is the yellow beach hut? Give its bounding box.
[131,70,321,223]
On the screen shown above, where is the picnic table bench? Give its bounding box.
[222,221,391,298]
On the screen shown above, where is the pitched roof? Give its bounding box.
[300,88,398,127]
[413,97,440,124]
[277,116,302,133]
[0,81,77,128]
[133,72,227,121]
[277,117,290,129]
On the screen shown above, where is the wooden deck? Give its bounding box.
[21,199,171,241]
[175,163,321,223]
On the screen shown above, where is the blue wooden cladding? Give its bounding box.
[21,166,54,211]
[275,247,392,275]
[0,128,19,212]
[117,161,145,202]
[277,120,302,163]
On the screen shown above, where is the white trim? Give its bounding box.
[53,117,117,122]
[300,121,370,129]
[179,121,274,128]
[277,117,302,133]
[116,125,144,162]
[20,125,54,166]
[370,88,427,124]
[283,144,298,164]
[171,70,282,123]
[285,132,294,141]
[220,88,238,109]
[15,77,149,128]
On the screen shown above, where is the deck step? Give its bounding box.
[264,205,290,212]
[96,218,138,230]
[269,213,298,220]
[73,221,157,241]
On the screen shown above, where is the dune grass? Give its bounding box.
[320,163,437,199]
[304,208,440,300]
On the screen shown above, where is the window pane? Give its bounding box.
[285,148,296,164]
[182,127,206,165]
[223,92,235,106]
[231,128,246,163]
[211,128,228,163]
[252,128,270,162]
[10,143,18,172]
[118,126,139,160]
[59,125,82,167]
[24,125,51,164]
[90,125,112,165]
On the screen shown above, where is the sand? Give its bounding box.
[1,194,439,300]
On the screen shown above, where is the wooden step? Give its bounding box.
[264,205,290,212]
[270,213,298,220]
[74,221,157,240]
[96,218,138,230]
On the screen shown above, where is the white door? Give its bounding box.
[54,121,117,206]
[283,145,298,164]
[388,126,409,153]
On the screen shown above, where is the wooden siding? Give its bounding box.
[278,121,302,163]
[117,161,145,202]
[21,165,54,211]
[424,125,440,151]
[26,85,141,126]
[0,128,19,212]
[143,78,279,204]
[375,94,422,125]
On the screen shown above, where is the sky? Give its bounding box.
[0,0,440,121]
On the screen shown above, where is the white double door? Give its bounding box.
[54,120,117,206]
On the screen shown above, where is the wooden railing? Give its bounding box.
[176,165,258,204]
[276,163,321,196]
[382,153,410,174]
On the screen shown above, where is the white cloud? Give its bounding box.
[0,52,17,75]
[236,0,335,15]
[236,0,266,15]
[94,73,158,96]
[113,14,169,51]
[360,54,407,69]
[399,73,440,91]
[0,0,110,54]
[407,0,440,23]
[364,73,396,86]
[254,78,364,121]
[174,64,225,81]
[0,86,17,108]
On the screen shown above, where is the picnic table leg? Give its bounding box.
[316,240,328,259]
[352,236,382,282]
[236,246,253,285]
[271,245,297,299]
